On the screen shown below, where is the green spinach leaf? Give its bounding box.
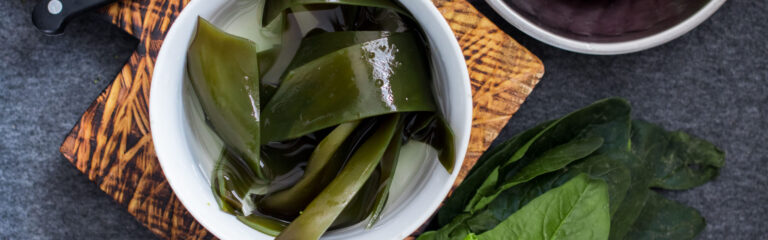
[437,121,552,226]
[418,214,474,240]
[608,120,724,239]
[465,170,579,235]
[460,152,630,236]
[569,151,632,216]
[427,98,723,240]
[466,136,605,212]
[440,98,630,225]
[477,174,610,240]
[623,192,706,240]
[631,120,725,190]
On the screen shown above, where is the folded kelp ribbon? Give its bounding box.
[257,2,416,103]
[260,32,436,142]
[187,18,266,180]
[422,98,724,240]
[186,0,455,238]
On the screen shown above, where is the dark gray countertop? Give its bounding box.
[1,0,765,239]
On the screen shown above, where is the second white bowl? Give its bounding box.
[486,0,727,55]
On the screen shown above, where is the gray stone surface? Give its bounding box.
[0,0,764,239]
[1,0,156,239]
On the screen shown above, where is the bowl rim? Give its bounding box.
[149,0,472,239]
[485,0,727,55]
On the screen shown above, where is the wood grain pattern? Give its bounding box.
[432,0,544,187]
[59,0,543,239]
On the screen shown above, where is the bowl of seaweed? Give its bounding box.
[149,0,472,239]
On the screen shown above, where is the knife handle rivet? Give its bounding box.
[47,0,63,15]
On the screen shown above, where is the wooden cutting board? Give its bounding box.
[59,0,544,238]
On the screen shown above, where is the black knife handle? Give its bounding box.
[32,0,117,35]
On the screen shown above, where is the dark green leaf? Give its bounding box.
[418,214,474,240]
[440,98,629,226]
[482,170,578,229]
[439,171,577,236]
[568,151,632,216]
[609,120,722,239]
[609,182,652,240]
[505,98,630,168]
[510,137,604,184]
[464,152,629,235]
[631,120,725,190]
[437,121,552,226]
[623,192,705,240]
[607,153,653,240]
[428,98,722,240]
[466,136,605,212]
[576,117,632,154]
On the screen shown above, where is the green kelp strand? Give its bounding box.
[259,121,361,219]
[276,114,400,240]
[237,215,288,237]
[261,32,436,142]
[284,31,394,76]
[406,113,457,173]
[212,150,263,216]
[260,128,332,180]
[262,31,393,104]
[332,167,382,228]
[367,115,405,228]
[187,18,265,179]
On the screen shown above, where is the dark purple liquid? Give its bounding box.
[506,0,710,42]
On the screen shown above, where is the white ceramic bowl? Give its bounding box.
[486,0,727,55]
[150,0,471,239]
